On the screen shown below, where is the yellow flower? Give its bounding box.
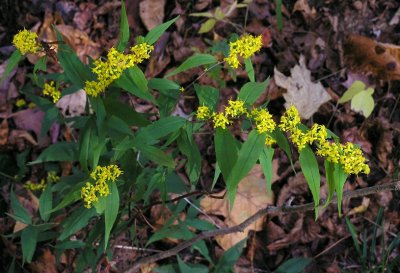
[307,124,328,145]
[196,105,212,120]
[12,29,41,55]
[265,135,276,146]
[225,99,247,118]
[28,102,36,108]
[179,87,185,92]
[213,112,231,129]
[42,81,61,103]
[130,43,154,62]
[279,105,301,132]
[24,179,46,191]
[47,171,60,183]
[84,80,107,97]
[16,99,26,107]
[251,108,276,134]
[82,164,123,208]
[316,141,369,175]
[224,34,263,68]
[339,143,370,175]
[84,43,153,97]
[81,182,98,208]
[290,127,308,151]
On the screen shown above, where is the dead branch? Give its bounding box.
[123,181,400,273]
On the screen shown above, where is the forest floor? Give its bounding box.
[1,0,400,272]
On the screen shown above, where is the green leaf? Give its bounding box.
[345,217,362,256]
[166,54,217,77]
[55,27,91,88]
[211,164,221,191]
[104,98,150,127]
[214,128,239,182]
[134,116,186,145]
[145,16,179,45]
[149,78,180,117]
[116,66,156,103]
[79,121,94,171]
[214,239,246,272]
[50,183,84,212]
[1,50,23,84]
[299,145,321,219]
[10,189,32,225]
[190,12,213,17]
[323,160,335,208]
[139,145,176,168]
[21,225,39,264]
[238,78,269,106]
[350,88,375,117]
[194,84,219,111]
[116,0,129,51]
[199,18,216,33]
[332,163,348,216]
[106,115,134,137]
[259,146,275,193]
[39,186,52,222]
[271,128,294,170]
[59,207,97,241]
[40,106,59,137]
[33,56,47,84]
[89,96,105,128]
[244,58,255,82]
[177,256,209,273]
[226,131,266,205]
[275,0,283,31]
[104,182,119,250]
[28,142,78,165]
[276,257,313,273]
[177,126,202,183]
[214,7,225,20]
[149,78,180,91]
[338,80,366,103]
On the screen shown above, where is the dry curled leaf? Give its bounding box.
[274,55,331,119]
[344,34,400,80]
[201,170,274,250]
[56,89,87,118]
[139,0,166,31]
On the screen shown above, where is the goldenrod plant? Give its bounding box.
[3,0,371,271]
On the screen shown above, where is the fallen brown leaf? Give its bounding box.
[139,0,166,31]
[201,170,274,250]
[29,249,57,273]
[274,55,331,119]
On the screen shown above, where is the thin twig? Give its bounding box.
[123,181,400,273]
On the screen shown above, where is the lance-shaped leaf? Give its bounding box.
[299,145,321,220]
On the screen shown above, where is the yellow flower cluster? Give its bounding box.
[195,100,276,145]
[225,100,247,118]
[84,44,154,97]
[12,29,41,55]
[224,34,263,68]
[16,99,26,107]
[81,164,122,208]
[317,142,370,175]
[196,105,212,120]
[196,99,246,129]
[251,109,277,145]
[279,105,369,175]
[42,81,61,103]
[25,179,46,191]
[24,171,60,191]
[212,112,231,129]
